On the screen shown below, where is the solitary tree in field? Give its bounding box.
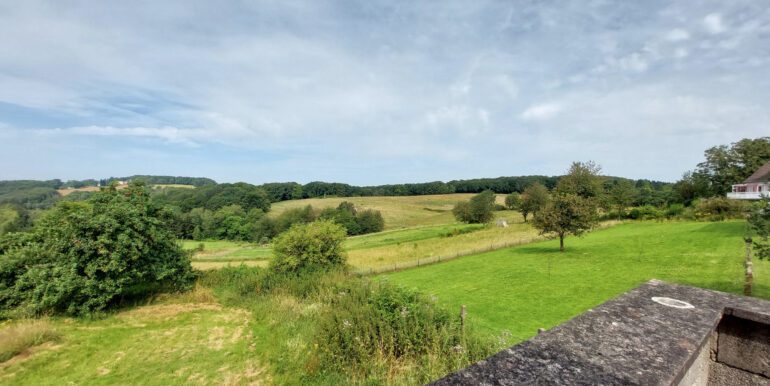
[520,183,549,222]
[533,193,597,252]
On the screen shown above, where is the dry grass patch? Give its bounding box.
[0,319,60,363]
[192,260,268,270]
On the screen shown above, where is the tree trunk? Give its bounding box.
[559,235,564,252]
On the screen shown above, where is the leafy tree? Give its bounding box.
[533,193,597,252]
[356,209,385,234]
[748,197,770,261]
[609,180,638,217]
[520,183,550,222]
[0,182,195,315]
[692,137,770,197]
[270,220,347,272]
[555,161,604,199]
[452,190,495,224]
[504,192,520,210]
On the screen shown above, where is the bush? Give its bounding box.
[270,220,347,273]
[453,191,495,224]
[627,205,664,220]
[0,319,60,362]
[313,279,495,381]
[665,203,685,218]
[0,183,196,316]
[693,197,746,221]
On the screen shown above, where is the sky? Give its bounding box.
[1,0,769,185]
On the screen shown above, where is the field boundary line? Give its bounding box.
[352,220,621,276]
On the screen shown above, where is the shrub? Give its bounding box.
[453,191,495,224]
[665,203,685,218]
[270,220,347,273]
[0,182,196,316]
[0,319,60,362]
[693,197,746,221]
[628,205,663,220]
[313,279,495,381]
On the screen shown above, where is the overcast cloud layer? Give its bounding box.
[1,0,768,184]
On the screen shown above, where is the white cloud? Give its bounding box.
[703,13,726,34]
[520,103,561,121]
[665,28,690,42]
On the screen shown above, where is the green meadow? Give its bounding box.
[383,221,767,342]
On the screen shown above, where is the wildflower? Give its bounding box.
[342,319,352,329]
[400,306,409,317]
[452,345,464,353]
[314,343,318,350]
[338,291,346,296]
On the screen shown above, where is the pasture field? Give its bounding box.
[269,194,507,230]
[182,208,536,271]
[348,221,540,270]
[344,223,484,250]
[383,221,768,343]
[3,220,767,384]
[0,288,272,385]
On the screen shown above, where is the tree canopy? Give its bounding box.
[0,182,195,316]
[452,190,495,224]
[533,193,597,252]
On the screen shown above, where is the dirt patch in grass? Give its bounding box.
[0,320,61,363]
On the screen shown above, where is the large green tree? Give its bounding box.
[693,137,770,196]
[555,161,605,199]
[0,182,195,315]
[533,193,597,252]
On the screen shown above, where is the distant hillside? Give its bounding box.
[0,175,215,209]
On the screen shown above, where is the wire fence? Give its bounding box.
[352,220,621,276]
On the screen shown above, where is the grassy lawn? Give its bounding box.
[0,290,270,385]
[182,240,272,262]
[382,221,767,343]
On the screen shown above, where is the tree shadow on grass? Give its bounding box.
[688,221,745,237]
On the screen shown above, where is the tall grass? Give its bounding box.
[197,265,496,384]
[313,279,497,383]
[0,319,60,362]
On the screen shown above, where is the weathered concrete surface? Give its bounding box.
[430,279,770,385]
[708,362,770,386]
[716,314,770,377]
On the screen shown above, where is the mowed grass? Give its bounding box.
[0,290,270,385]
[269,194,485,230]
[383,221,766,343]
[182,240,272,263]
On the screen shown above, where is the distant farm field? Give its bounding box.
[269,194,506,230]
[383,221,767,342]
